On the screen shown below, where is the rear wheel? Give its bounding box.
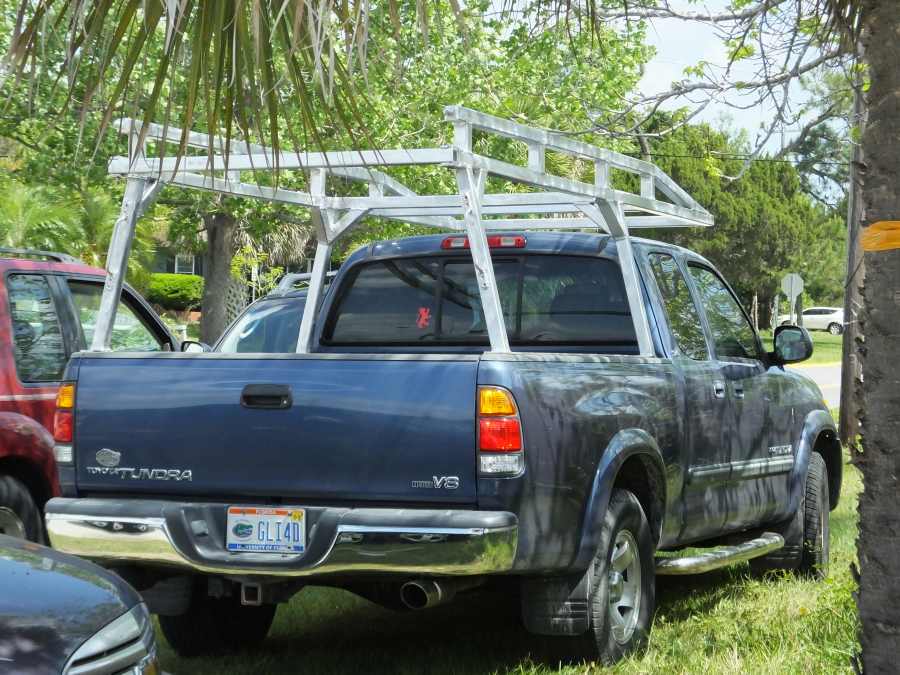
[0,475,42,542]
[576,489,655,665]
[750,453,829,578]
[158,588,277,658]
[828,322,843,335]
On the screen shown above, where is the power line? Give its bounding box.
[619,151,849,167]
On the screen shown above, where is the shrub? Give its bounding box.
[147,273,204,310]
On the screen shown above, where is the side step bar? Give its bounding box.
[655,532,784,576]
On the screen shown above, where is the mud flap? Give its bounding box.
[520,567,592,636]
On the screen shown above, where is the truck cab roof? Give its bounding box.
[344,231,713,269]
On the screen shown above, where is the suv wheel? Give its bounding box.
[828,322,843,335]
[159,588,277,657]
[577,489,655,665]
[751,452,829,578]
[0,475,42,541]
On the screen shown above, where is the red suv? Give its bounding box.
[0,248,177,541]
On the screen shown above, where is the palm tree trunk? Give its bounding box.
[200,211,240,344]
[857,1,900,669]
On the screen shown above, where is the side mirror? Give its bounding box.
[180,340,211,353]
[772,325,813,365]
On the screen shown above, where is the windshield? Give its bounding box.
[217,298,304,353]
[322,254,637,351]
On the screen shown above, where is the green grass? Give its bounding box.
[157,463,861,674]
[760,330,844,366]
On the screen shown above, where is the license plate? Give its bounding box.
[226,506,306,554]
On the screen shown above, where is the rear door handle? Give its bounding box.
[241,384,293,409]
[733,384,745,399]
[713,381,726,399]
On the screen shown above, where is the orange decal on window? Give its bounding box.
[417,307,432,329]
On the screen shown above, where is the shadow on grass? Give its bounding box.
[654,566,752,622]
[159,567,763,675]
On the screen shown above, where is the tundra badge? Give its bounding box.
[87,449,192,481]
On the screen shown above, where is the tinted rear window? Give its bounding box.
[322,255,636,350]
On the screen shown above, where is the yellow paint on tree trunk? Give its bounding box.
[862,221,900,251]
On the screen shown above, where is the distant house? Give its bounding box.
[152,248,205,277]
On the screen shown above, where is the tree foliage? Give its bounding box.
[336,1,650,254]
[644,120,845,319]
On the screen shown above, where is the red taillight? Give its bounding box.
[54,382,75,443]
[53,410,73,443]
[479,417,522,451]
[477,386,523,475]
[441,235,526,250]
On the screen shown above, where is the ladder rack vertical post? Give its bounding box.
[456,166,511,353]
[527,143,545,173]
[453,121,472,152]
[92,125,162,351]
[295,240,332,354]
[90,176,148,351]
[581,202,655,357]
[594,161,609,189]
[297,169,332,354]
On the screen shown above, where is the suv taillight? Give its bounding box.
[53,383,74,463]
[478,386,523,476]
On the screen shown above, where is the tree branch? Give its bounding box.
[593,0,788,23]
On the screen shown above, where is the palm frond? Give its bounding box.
[0,180,77,248]
[5,0,383,160]
[234,214,312,267]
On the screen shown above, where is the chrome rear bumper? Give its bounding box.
[45,498,517,578]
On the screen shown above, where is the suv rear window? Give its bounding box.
[322,255,637,350]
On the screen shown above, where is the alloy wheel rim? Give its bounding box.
[0,507,26,539]
[607,529,641,644]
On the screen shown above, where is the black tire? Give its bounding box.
[828,322,843,335]
[576,489,656,665]
[158,587,277,658]
[0,475,42,542]
[750,453,829,578]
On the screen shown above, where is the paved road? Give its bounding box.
[788,362,842,409]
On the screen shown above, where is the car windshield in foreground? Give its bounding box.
[218,298,303,353]
[322,254,638,351]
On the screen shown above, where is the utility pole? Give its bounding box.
[839,71,866,447]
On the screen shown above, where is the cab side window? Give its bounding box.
[647,253,708,360]
[7,274,67,382]
[687,264,761,361]
[67,281,164,352]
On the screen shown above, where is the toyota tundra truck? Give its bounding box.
[43,232,842,664]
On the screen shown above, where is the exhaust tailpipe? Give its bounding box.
[399,577,484,610]
[400,579,443,610]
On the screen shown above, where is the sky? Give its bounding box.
[636,1,812,152]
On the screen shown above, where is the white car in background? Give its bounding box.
[779,307,845,334]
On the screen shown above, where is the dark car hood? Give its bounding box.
[0,534,139,675]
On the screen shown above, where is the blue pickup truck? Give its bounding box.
[44,232,841,665]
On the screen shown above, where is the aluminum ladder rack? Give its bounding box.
[98,106,714,355]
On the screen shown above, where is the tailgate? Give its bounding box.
[73,354,479,503]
